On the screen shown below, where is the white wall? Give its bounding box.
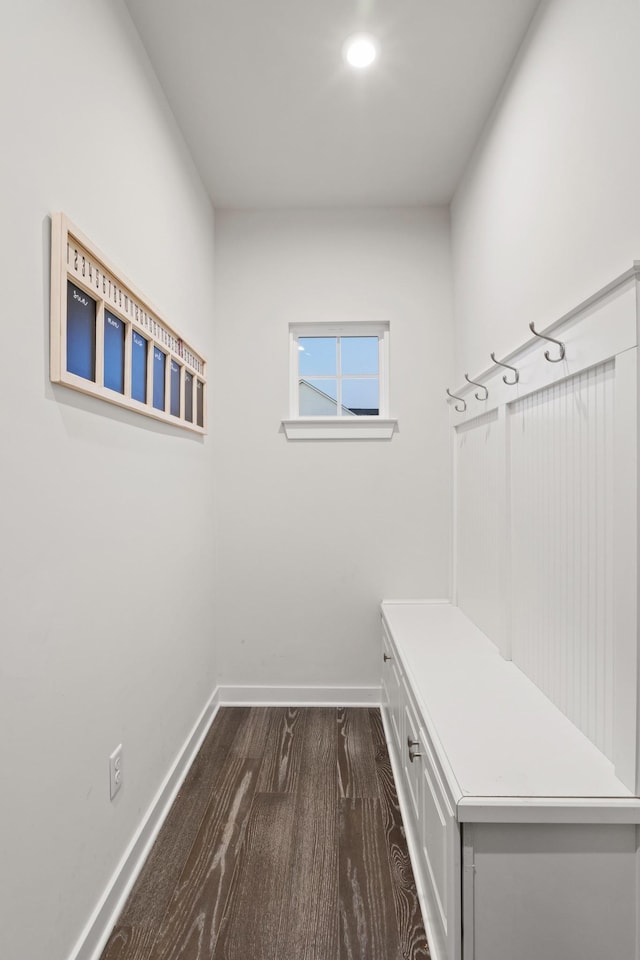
[0,4,217,960]
[214,208,453,693]
[451,0,640,382]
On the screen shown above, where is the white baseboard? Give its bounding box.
[218,683,382,706]
[68,686,221,960]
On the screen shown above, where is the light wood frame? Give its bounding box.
[50,212,207,434]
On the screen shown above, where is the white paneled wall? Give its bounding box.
[510,362,615,760]
[449,267,639,791]
[455,409,506,655]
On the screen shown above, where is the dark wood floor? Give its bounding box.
[101,707,430,960]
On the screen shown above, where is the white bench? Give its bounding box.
[381,599,640,960]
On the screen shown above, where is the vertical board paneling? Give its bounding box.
[509,361,615,761]
[455,408,506,654]
[611,348,638,792]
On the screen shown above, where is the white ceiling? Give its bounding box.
[125,0,541,208]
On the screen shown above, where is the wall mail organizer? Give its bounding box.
[50,213,207,434]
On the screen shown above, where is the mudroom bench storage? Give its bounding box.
[381,599,640,960]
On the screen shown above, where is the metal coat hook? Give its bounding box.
[490,352,519,385]
[529,322,565,363]
[464,374,489,401]
[446,388,467,413]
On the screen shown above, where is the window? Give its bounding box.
[283,322,396,439]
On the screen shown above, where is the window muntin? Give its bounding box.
[293,327,387,418]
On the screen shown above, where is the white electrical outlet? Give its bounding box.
[109,744,123,800]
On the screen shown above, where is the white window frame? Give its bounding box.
[282,321,397,440]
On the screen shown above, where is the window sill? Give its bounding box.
[281,417,398,440]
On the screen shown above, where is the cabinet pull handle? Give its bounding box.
[383,653,392,662]
[407,736,419,748]
[409,748,422,763]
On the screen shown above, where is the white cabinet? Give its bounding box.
[380,600,640,960]
[382,628,461,960]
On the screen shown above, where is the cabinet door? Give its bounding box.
[402,691,423,824]
[381,634,392,711]
[420,731,461,960]
[466,822,637,960]
[382,626,403,753]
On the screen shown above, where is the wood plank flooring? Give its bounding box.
[100,707,430,960]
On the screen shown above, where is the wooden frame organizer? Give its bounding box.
[50,213,207,434]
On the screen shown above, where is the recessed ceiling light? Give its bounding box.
[343,34,377,70]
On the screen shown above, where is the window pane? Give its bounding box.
[170,360,181,416]
[131,332,147,403]
[342,378,379,415]
[299,378,337,415]
[196,379,204,427]
[298,337,336,376]
[153,348,166,411]
[185,371,193,422]
[341,337,378,375]
[104,310,125,394]
[66,281,96,382]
